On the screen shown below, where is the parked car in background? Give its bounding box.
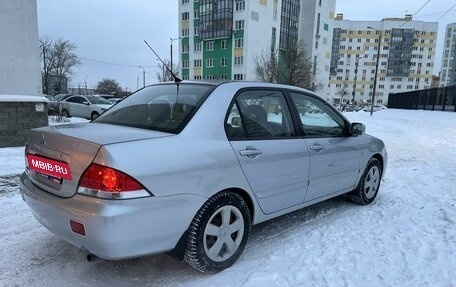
[60,95,113,119]
[106,97,124,105]
[44,95,60,115]
[54,93,73,102]
[20,81,387,273]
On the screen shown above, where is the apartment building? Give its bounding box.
[329,15,438,106]
[178,0,335,97]
[440,23,456,87]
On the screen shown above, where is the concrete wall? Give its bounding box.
[0,0,48,148]
[0,0,42,95]
[0,102,48,148]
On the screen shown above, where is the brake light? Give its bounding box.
[78,163,151,199]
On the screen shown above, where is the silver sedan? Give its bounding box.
[20,81,387,273]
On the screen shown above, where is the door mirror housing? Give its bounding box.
[351,122,365,135]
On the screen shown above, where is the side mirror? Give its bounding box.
[351,122,365,135]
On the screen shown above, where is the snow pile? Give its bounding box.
[0,109,455,286]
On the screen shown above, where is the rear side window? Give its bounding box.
[226,89,295,139]
[94,84,212,133]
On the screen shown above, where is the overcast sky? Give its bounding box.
[36,0,455,91]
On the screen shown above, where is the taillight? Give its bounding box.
[78,163,151,199]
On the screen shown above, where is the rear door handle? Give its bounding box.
[310,144,325,151]
[240,149,262,157]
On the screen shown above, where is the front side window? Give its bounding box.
[94,84,213,133]
[289,92,346,137]
[225,90,294,139]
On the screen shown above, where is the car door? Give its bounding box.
[288,92,361,202]
[226,89,310,215]
[79,96,92,119]
[63,96,83,117]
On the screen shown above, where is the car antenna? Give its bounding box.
[143,40,181,121]
[144,40,182,84]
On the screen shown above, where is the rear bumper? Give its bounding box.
[19,172,207,260]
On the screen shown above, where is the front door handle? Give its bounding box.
[310,144,325,151]
[240,149,262,157]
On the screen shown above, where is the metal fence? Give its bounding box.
[387,85,456,112]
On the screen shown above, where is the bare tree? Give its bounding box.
[255,40,314,90]
[280,40,314,90]
[39,37,56,95]
[335,79,350,109]
[156,60,179,82]
[39,37,80,94]
[96,78,123,95]
[254,49,279,83]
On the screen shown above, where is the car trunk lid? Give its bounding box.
[25,123,172,197]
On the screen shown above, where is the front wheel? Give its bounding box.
[347,158,382,205]
[185,192,251,273]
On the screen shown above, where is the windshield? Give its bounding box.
[86,96,112,105]
[93,83,213,133]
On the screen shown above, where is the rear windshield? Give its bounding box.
[93,83,213,133]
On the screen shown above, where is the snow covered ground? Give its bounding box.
[0,110,455,287]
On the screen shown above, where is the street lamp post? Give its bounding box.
[367,26,382,116]
[170,37,181,81]
[138,66,145,87]
[352,56,360,111]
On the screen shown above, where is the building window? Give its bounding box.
[194,42,201,52]
[234,56,243,66]
[221,74,228,80]
[206,41,214,51]
[182,12,190,21]
[221,57,227,67]
[194,9,199,18]
[182,75,189,80]
[206,58,214,67]
[194,59,201,67]
[235,1,245,11]
[235,38,244,48]
[235,20,245,30]
[182,0,189,3]
[221,40,227,49]
[194,27,199,36]
[182,60,189,68]
[272,27,276,37]
[182,29,189,37]
[182,44,189,53]
[206,75,215,80]
[234,74,244,80]
[194,75,202,80]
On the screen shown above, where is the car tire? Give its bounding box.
[62,109,70,118]
[185,192,251,273]
[91,112,99,120]
[347,158,382,205]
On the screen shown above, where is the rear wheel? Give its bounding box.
[347,158,382,205]
[62,109,70,118]
[91,112,99,120]
[185,192,251,273]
